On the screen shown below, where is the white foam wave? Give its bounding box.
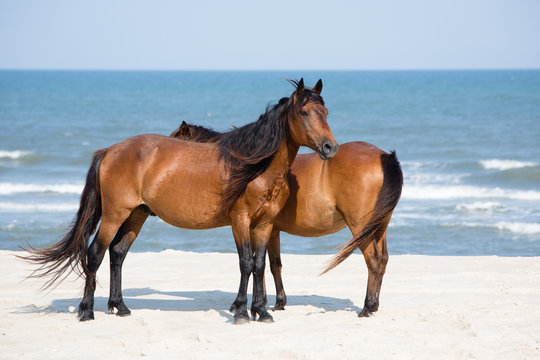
[458,221,540,235]
[393,212,456,221]
[495,222,540,235]
[480,159,537,171]
[400,161,425,171]
[0,150,33,159]
[455,202,505,213]
[1,223,17,230]
[0,201,78,212]
[402,185,540,201]
[406,172,467,185]
[0,182,83,195]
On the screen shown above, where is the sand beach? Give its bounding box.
[0,250,538,359]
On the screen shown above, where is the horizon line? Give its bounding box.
[1,67,539,72]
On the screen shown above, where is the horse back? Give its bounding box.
[99,134,229,229]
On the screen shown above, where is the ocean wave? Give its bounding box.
[0,221,64,232]
[480,159,537,171]
[0,201,78,212]
[455,221,540,235]
[405,172,468,185]
[0,150,34,159]
[400,161,425,171]
[402,185,540,201]
[0,182,83,195]
[393,212,456,222]
[455,202,506,213]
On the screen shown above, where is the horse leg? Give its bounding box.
[252,271,268,307]
[252,250,267,307]
[268,228,286,310]
[108,207,149,316]
[358,228,389,317]
[250,224,273,323]
[229,220,254,324]
[78,211,131,321]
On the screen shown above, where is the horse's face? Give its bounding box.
[289,79,339,160]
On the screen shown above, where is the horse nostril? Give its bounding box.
[323,143,332,154]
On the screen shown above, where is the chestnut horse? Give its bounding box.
[171,122,402,317]
[21,79,338,324]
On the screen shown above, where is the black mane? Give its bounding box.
[216,97,291,214]
[169,123,221,142]
[173,79,325,215]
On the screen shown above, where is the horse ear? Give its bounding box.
[313,79,323,94]
[296,78,304,93]
[179,121,189,136]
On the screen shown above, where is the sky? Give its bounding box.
[1,0,539,70]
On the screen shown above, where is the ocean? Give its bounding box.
[1,70,539,256]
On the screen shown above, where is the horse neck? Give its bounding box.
[263,136,299,181]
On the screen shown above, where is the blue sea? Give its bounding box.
[1,70,539,256]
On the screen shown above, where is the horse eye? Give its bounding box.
[301,110,308,116]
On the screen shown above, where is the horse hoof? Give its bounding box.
[116,303,132,317]
[79,311,95,321]
[358,308,373,317]
[116,309,131,317]
[234,313,250,325]
[78,303,95,321]
[273,303,286,311]
[258,313,274,323]
[108,301,131,317]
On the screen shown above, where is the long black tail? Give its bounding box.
[322,151,403,274]
[19,148,107,289]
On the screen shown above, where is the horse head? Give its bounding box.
[287,78,338,160]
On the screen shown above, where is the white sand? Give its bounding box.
[0,250,539,359]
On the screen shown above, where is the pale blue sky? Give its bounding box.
[1,0,539,70]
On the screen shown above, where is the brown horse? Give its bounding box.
[172,122,403,317]
[21,79,338,324]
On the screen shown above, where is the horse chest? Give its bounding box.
[268,180,290,210]
[248,175,290,220]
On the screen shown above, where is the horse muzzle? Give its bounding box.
[316,140,339,160]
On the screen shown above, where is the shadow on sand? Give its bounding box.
[16,287,361,321]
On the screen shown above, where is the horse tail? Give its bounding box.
[321,151,403,275]
[19,148,107,289]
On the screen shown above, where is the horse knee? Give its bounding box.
[87,240,103,272]
[109,244,122,260]
[365,255,381,274]
[254,249,266,276]
[240,254,254,275]
[381,252,389,268]
[109,240,130,266]
[365,244,387,275]
[377,251,389,278]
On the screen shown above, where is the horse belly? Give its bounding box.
[141,147,228,229]
[150,191,227,230]
[276,199,346,237]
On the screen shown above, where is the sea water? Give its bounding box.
[1,70,539,255]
